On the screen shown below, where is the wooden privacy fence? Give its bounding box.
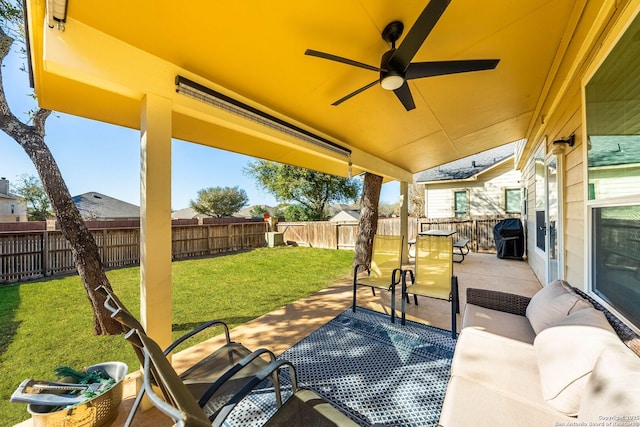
[0,221,266,284]
[277,215,521,252]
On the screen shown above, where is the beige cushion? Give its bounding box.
[451,328,541,401]
[462,304,536,343]
[439,375,574,427]
[534,308,620,416]
[526,280,592,334]
[578,344,640,422]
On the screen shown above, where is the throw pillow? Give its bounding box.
[526,280,592,334]
[534,307,619,416]
[578,344,640,422]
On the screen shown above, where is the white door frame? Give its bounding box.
[545,153,564,283]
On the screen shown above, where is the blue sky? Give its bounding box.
[1,45,399,211]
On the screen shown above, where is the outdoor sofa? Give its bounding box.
[438,280,640,427]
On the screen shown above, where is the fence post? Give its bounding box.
[42,231,49,277]
[102,228,107,267]
[471,219,477,252]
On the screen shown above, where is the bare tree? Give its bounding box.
[354,172,383,267]
[0,14,122,334]
[409,181,425,217]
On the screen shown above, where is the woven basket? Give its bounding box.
[27,362,127,427]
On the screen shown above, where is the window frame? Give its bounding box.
[583,7,640,332]
[453,189,469,218]
[504,187,521,214]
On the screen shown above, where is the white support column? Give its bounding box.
[140,93,173,350]
[400,181,409,264]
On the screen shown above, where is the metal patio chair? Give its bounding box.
[94,286,280,425]
[352,234,404,323]
[401,235,460,338]
[125,328,360,426]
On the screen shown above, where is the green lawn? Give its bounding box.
[0,247,353,425]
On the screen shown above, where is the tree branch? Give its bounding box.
[0,25,49,138]
[32,108,52,135]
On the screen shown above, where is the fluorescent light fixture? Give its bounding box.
[47,0,68,31]
[175,76,351,158]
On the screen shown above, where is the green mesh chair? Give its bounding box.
[353,234,404,323]
[401,235,460,338]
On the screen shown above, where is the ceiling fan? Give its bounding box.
[305,0,500,111]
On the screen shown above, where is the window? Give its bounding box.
[504,188,521,213]
[454,190,468,217]
[11,204,14,214]
[592,205,640,325]
[585,11,640,328]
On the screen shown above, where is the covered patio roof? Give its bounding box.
[23,0,582,348]
[26,0,578,180]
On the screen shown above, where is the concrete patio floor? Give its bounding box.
[17,252,542,426]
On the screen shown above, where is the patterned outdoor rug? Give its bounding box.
[223,307,457,427]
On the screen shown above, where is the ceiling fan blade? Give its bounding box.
[392,0,451,70]
[305,49,380,72]
[393,82,416,111]
[405,59,500,79]
[332,80,379,106]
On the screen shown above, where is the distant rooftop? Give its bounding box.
[72,192,140,219]
[415,143,516,183]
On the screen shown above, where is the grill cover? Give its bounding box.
[493,218,524,259]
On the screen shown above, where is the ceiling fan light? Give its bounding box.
[381,75,404,91]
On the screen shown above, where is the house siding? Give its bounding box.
[519,0,637,290]
[0,196,28,222]
[424,162,520,219]
[425,188,452,218]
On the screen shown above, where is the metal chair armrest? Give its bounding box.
[165,319,232,355]
[196,348,278,407]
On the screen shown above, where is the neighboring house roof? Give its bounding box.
[172,205,275,219]
[171,207,207,219]
[0,177,20,200]
[328,203,353,216]
[415,142,516,183]
[236,205,276,218]
[329,209,360,222]
[0,193,20,201]
[72,192,140,219]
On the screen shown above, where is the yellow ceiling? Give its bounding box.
[26,0,578,180]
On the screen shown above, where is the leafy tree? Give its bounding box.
[379,201,401,218]
[249,205,269,218]
[11,174,52,220]
[282,204,316,222]
[190,186,248,217]
[0,3,121,334]
[244,160,361,221]
[409,182,425,217]
[272,205,286,219]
